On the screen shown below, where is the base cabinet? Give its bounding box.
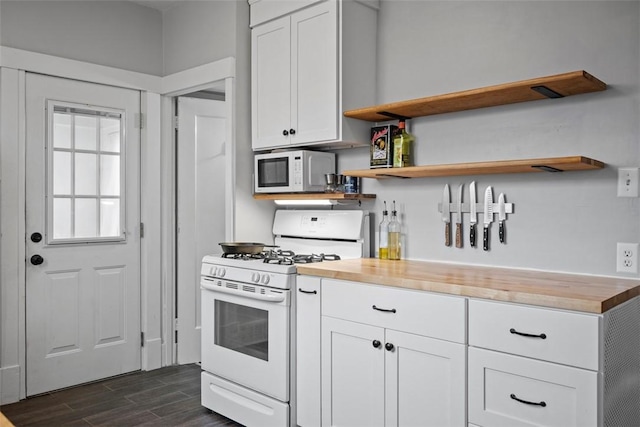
[320,279,467,427]
[296,276,322,427]
[296,275,640,427]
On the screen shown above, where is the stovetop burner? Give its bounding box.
[221,252,267,260]
[290,253,341,264]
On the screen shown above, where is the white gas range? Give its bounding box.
[200,210,370,427]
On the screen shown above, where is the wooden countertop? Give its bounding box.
[1,412,14,427]
[296,259,640,314]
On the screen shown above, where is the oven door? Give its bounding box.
[201,277,290,402]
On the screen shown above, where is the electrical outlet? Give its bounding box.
[617,242,639,273]
[617,168,639,197]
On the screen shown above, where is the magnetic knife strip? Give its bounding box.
[437,202,515,215]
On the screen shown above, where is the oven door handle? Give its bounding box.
[201,279,286,303]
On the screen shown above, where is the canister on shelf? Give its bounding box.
[370,124,397,169]
[343,176,360,194]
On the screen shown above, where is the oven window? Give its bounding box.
[215,300,269,361]
[257,157,288,188]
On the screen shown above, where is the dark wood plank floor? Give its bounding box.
[0,364,244,426]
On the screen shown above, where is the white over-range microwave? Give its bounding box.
[254,150,335,193]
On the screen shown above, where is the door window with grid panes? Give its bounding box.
[47,101,126,244]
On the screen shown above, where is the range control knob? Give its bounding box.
[261,275,270,285]
[251,272,260,283]
[218,268,226,278]
[210,267,218,277]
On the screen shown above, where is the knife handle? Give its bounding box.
[455,223,462,248]
[483,226,489,251]
[470,224,476,247]
[445,222,451,247]
[499,221,505,244]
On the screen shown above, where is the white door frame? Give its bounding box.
[0,47,236,402]
[160,63,236,365]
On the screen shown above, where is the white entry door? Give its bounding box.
[176,96,226,364]
[25,73,142,395]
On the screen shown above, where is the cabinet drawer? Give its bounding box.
[322,279,466,343]
[469,299,600,370]
[468,347,598,427]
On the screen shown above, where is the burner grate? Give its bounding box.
[221,250,341,264]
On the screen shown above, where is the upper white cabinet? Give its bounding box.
[250,0,378,151]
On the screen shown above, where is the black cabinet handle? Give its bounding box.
[385,342,394,352]
[510,328,547,339]
[289,128,296,135]
[283,129,289,136]
[510,393,547,407]
[372,340,381,348]
[298,288,317,294]
[30,254,44,265]
[372,305,396,313]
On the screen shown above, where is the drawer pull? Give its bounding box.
[298,288,317,295]
[509,328,547,339]
[510,393,547,407]
[372,305,396,313]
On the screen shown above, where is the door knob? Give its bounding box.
[289,128,296,135]
[282,129,289,136]
[385,342,394,352]
[30,254,44,266]
[31,232,43,243]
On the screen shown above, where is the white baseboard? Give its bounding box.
[0,365,21,404]
[143,337,163,371]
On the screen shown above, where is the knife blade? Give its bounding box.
[498,193,506,244]
[469,181,477,247]
[442,184,451,246]
[455,184,463,248]
[483,186,493,251]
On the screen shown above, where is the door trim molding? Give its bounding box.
[0,47,236,403]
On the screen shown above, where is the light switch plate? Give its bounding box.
[617,168,639,197]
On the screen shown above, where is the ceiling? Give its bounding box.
[130,1,184,12]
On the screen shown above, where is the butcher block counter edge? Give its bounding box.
[295,259,640,314]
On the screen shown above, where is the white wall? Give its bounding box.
[337,1,640,277]
[162,0,275,243]
[0,1,163,76]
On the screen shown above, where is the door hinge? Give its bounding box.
[141,332,145,347]
[140,222,144,238]
[135,113,146,129]
[173,116,179,130]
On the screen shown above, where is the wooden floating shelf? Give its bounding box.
[253,193,376,201]
[344,70,606,122]
[342,156,605,179]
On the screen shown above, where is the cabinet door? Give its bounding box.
[322,316,385,427]
[290,1,338,145]
[385,330,467,427]
[251,15,291,150]
[296,276,321,427]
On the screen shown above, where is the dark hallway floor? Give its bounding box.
[0,364,243,426]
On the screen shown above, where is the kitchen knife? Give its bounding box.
[442,184,451,246]
[469,181,477,247]
[483,186,493,251]
[498,193,506,244]
[455,184,463,248]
